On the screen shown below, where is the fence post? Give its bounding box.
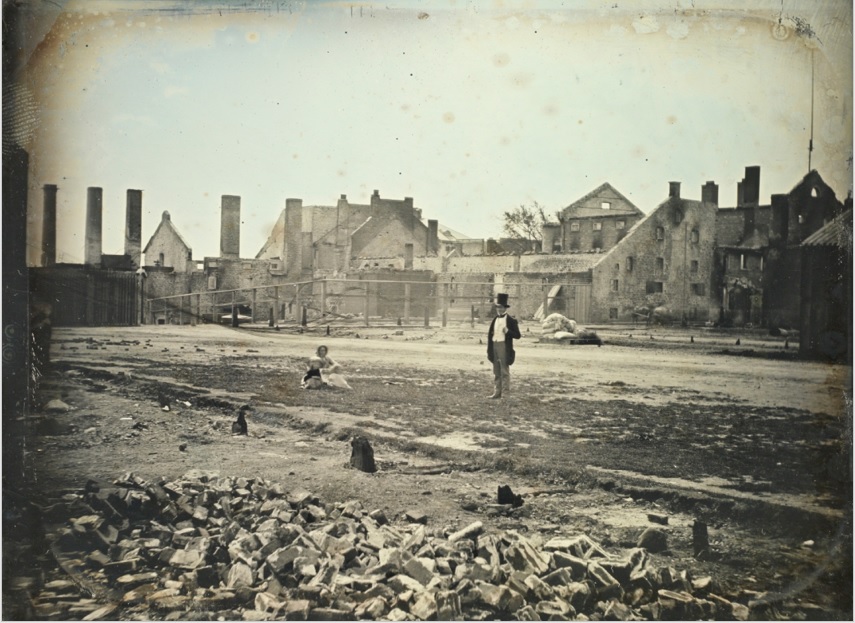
[210,293,215,325]
[404,283,411,323]
[363,282,370,327]
[294,284,301,322]
[470,304,475,328]
[274,285,280,323]
[424,305,430,328]
[542,280,548,317]
[301,304,308,327]
[320,280,327,320]
[232,290,238,327]
[178,295,184,325]
[251,288,257,323]
[195,294,201,325]
[442,282,449,328]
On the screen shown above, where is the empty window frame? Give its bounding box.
[691,283,706,296]
[616,220,626,230]
[690,260,699,273]
[611,279,619,292]
[646,281,664,294]
[740,254,747,270]
[656,257,665,273]
[602,201,611,210]
[655,226,665,240]
[690,228,700,243]
[593,222,603,231]
[609,307,618,319]
[626,256,634,272]
[570,222,580,232]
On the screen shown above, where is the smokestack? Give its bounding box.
[42,184,57,266]
[668,182,681,199]
[284,198,303,277]
[85,187,103,266]
[125,189,142,269]
[220,195,241,259]
[427,219,439,255]
[701,181,719,206]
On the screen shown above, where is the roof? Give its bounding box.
[802,209,853,249]
[142,214,192,255]
[561,182,643,218]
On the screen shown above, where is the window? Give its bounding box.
[626,257,634,272]
[691,260,699,273]
[611,279,619,292]
[656,257,665,273]
[740,254,747,270]
[158,252,165,266]
[615,263,620,272]
[646,281,664,294]
[655,226,665,240]
[690,228,699,243]
[616,220,626,230]
[760,256,764,271]
[811,187,818,198]
[609,308,618,319]
[593,222,602,231]
[691,283,706,296]
[601,201,611,210]
[570,222,580,232]
[207,275,217,290]
[673,209,684,225]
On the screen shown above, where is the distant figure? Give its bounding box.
[301,345,351,390]
[487,293,521,399]
[232,405,249,435]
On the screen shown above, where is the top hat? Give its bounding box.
[495,293,510,308]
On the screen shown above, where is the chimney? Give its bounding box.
[427,219,439,255]
[668,182,681,198]
[220,195,241,259]
[743,166,760,206]
[701,181,718,206]
[125,189,142,269]
[404,243,414,269]
[42,184,57,266]
[770,194,789,246]
[542,222,560,254]
[371,189,380,206]
[284,198,303,277]
[85,187,103,266]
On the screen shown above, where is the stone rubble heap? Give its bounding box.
[39,471,751,621]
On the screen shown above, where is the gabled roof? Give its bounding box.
[802,209,853,249]
[143,212,192,255]
[562,182,644,218]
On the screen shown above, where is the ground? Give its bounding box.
[5,319,853,619]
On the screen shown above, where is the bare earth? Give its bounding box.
[9,320,853,619]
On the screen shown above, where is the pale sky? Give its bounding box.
[14,0,853,265]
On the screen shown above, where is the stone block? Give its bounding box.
[515,605,540,621]
[524,574,555,600]
[168,549,206,570]
[542,567,573,587]
[534,599,573,620]
[476,581,515,612]
[309,607,354,620]
[354,596,388,619]
[505,540,550,575]
[388,573,425,593]
[226,561,254,588]
[404,557,436,586]
[551,551,587,579]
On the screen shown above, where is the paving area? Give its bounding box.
[3,321,852,619]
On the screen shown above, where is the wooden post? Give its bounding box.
[210,293,215,325]
[301,304,308,327]
[294,284,301,322]
[424,305,430,328]
[251,288,257,323]
[320,280,327,320]
[442,282,450,327]
[404,283,411,323]
[274,285,280,323]
[542,280,548,317]
[178,295,183,325]
[470,304,475,328]
[196,293,201,324]
[363,282,370,327]
[231,290,238,327]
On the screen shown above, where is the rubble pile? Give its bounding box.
[35,471,749,621]
[539,314,602,346]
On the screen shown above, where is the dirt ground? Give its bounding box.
[7,319,854,619]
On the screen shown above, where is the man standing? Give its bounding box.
[487,292,521,399]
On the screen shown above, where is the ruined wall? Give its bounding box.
[350,213,430,261]
[591,197,718,323]
[143,214,193,273]
[560,214,638,253]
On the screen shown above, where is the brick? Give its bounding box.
[402,525,427,552]
[602,600,633,620]
[368,509,389,525]
[435,589,462,621]
[266,545,304,574]
[103,557,143,575]
[81,604,119,621]
[283,599,311,620]
[543,535,608,559]
[447,521,483,543]
[409,592,437,620]
[121,583,159,605]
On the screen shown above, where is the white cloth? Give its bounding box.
[493,314,508,342]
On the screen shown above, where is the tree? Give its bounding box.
[501,201,552,249]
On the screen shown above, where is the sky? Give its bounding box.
[12,0,853,266]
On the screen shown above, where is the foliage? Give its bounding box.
[501,201,554,247]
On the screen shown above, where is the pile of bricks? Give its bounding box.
[34,471,753,620]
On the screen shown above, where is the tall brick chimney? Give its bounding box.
[668,182,681,199]
[125,189,142,269]
[284,198,303,276]
[220,195,241,259]
[701,181,718,206]
[427,219,439,255]
[742,166,760,206]
[42,184,57,266]
[85,187,103,266]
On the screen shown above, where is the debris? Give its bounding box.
[45,399,71,413]
[497,484,524,508]
[693,520,710,559]
[178,443,188,452]
[647,512,668,525]
[232,406,249,436]
[636,527,668,553]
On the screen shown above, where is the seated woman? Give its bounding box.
[301,345,351,389]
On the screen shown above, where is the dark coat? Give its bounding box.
[487,314,521,365]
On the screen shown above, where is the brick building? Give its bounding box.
[544,183,645,254]
[590,181,718,322]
